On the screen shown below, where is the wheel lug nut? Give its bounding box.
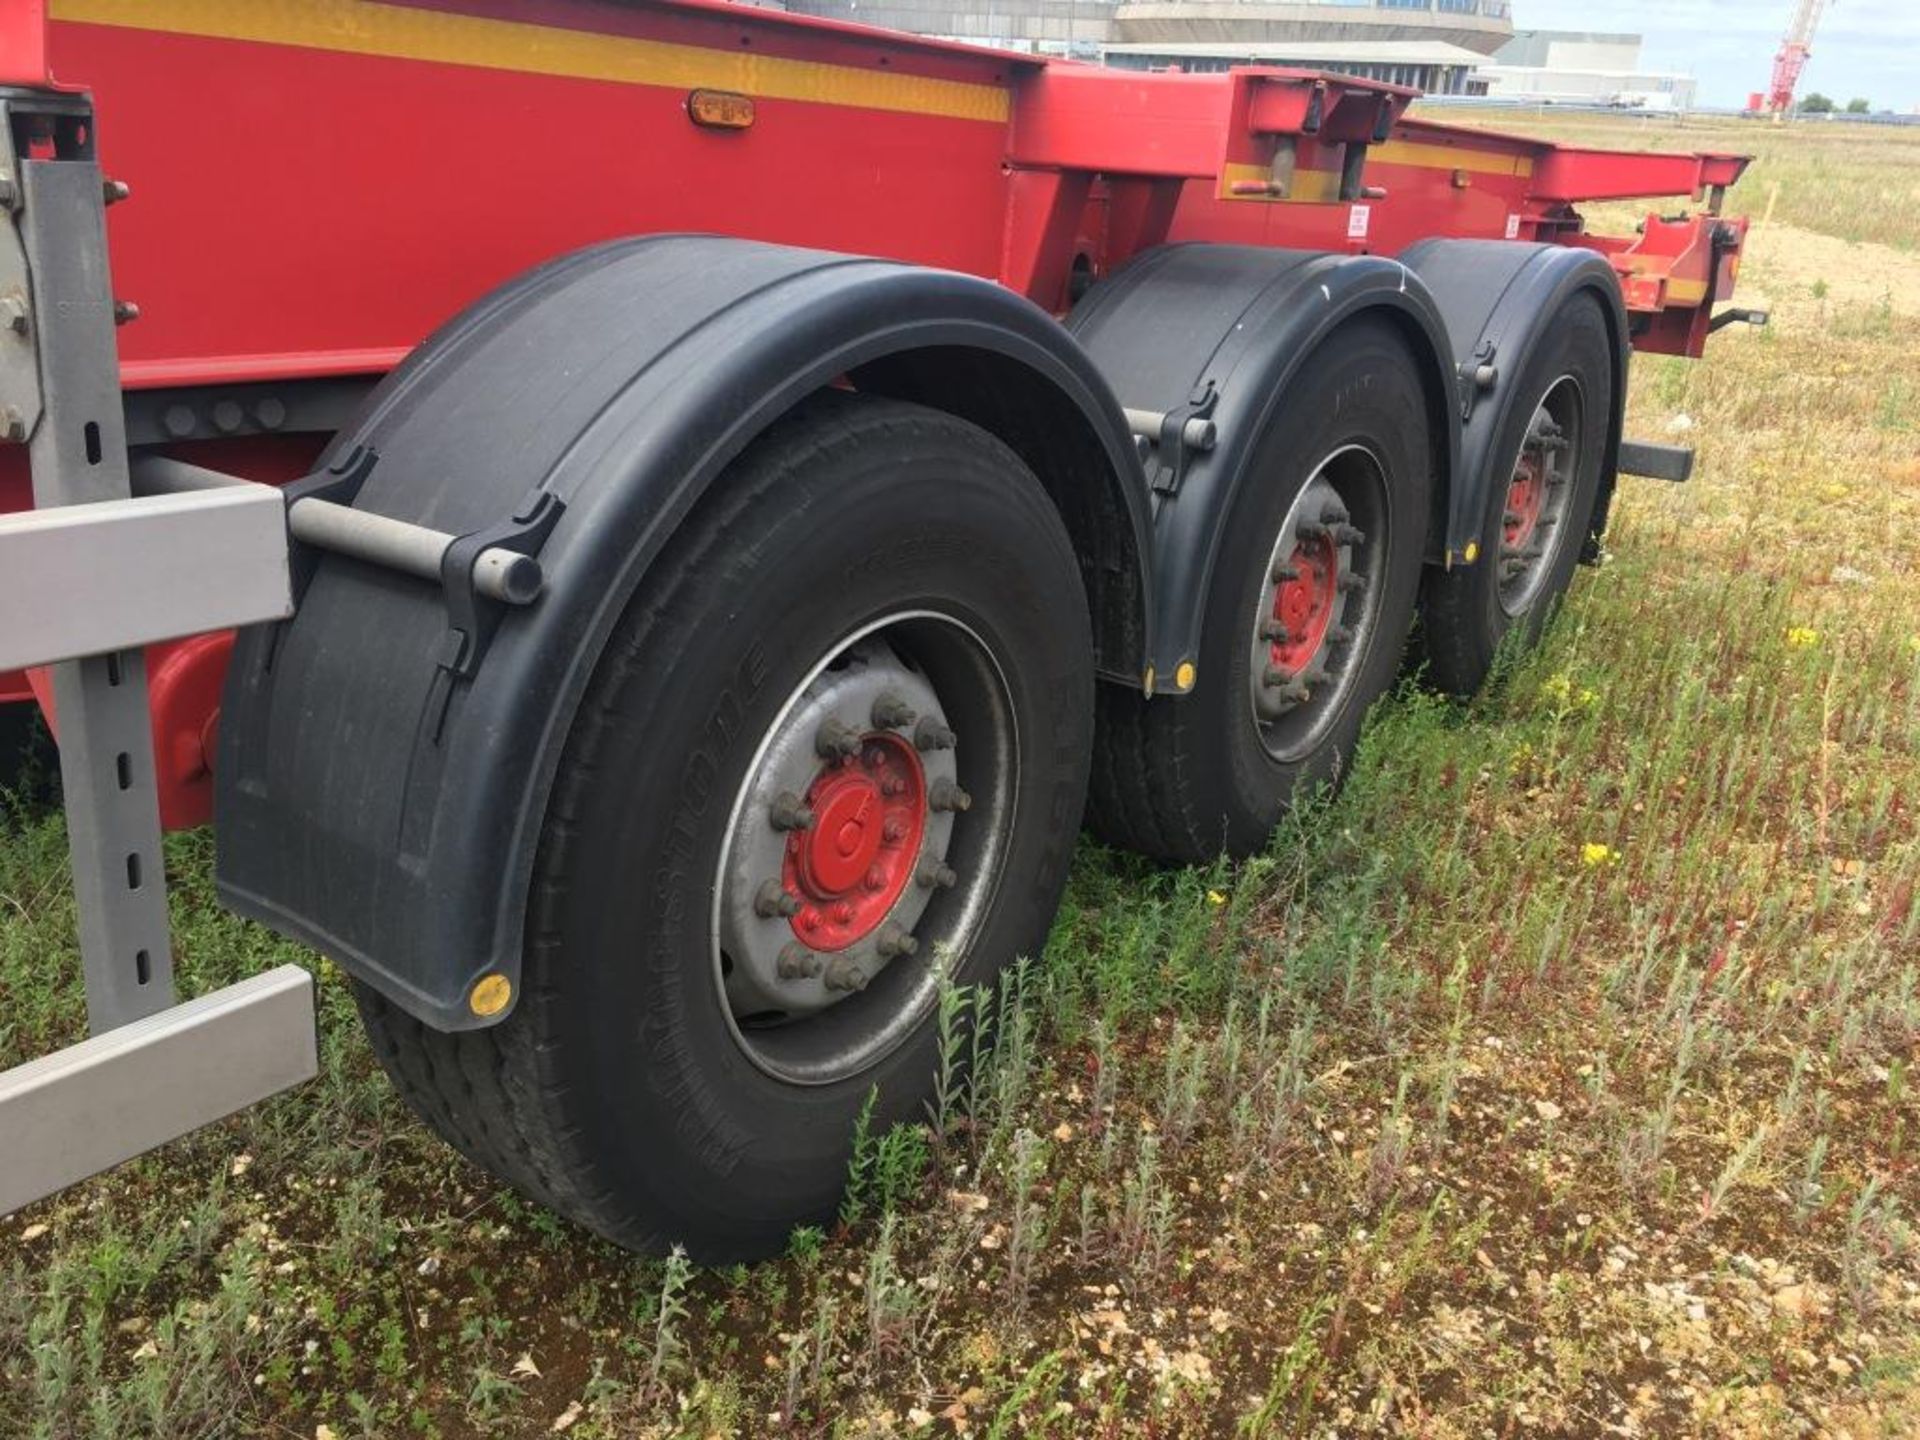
[871,692,917,729]
[1262,667,1310,703]
[914,716,956,752]
[832,901,855,924]
[815,717,862,761]
[865,865,887,892]
[875,920,919,959]
[916,859,958,890]
[1330,523,1366,546]
[799,909,820,932]
[754,879,803,918]
[770,792,815,831]
[823,956,868,992]
[1504,509,1524,526]
[1296,521,1329,542]
[1337,572,1367,595]
[929,777,971,813]
[882,817,907,843]
[1259,618,1290,644]
[1272,562,1300,584]
[777,943,822,980]
[881,777,905,797]
[1321,504,1351,525]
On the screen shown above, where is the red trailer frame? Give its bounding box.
[1,0,1752,827]
[0,0,1756,1241]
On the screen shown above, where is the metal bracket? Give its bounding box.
[437,487,566,679]
[0,101,44,446]
[1136,380,1220,497]
[1617,439,1694,483]
[1458,340,1497,422]
[1709,307,1768,334]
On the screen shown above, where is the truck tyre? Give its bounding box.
[1419,291,1613,695]
[1089,317,1432,862]
[354,394,1094,1261]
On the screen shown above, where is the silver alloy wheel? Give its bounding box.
[710,612,1018,1086]
[1497,375,1584,617]
[1245,445,1389,762]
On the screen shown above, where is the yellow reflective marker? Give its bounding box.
[1463,540,1480,564]
[1142,665,1156,697]
[1174,661,1197,691]
[689,89,755,130]
[469,973,514,1018]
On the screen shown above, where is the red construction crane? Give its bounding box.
[1768,0,1831,116]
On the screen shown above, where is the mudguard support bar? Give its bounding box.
[131,454,547,606]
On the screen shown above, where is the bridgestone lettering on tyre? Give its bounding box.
[1089,317,1434,863]
[355,394,1095,1261]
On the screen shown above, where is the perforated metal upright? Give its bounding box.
[0,89,316,1216]
[7,91,178,1031]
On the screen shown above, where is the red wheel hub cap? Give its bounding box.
[1267,533,1339,675]
[784,733,926,952]
[1505,453,1546,554]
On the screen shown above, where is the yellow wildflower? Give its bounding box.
[1206,889,1228,907]
[1785,627,1820,648]
[1581,842,1617,867]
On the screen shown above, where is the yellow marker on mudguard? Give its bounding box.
[469,973,513,1018]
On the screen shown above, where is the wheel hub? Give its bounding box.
[714,636,959,1033]
[1497,380,1581,616]
[1249,469,1372,733]
[1266,529,1340,676]
[784,733,926,950]
[1504,451,1547,555]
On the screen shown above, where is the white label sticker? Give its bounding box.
[1348,205,1371,240]
[1505,213,1522,240]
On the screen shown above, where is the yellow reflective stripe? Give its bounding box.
[1372,138,1533,179]
[52,0,1011,123]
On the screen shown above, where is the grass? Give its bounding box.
[5,117,1920,1438]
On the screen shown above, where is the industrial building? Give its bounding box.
[783,0,1514,65]
[1480,29,1698,111]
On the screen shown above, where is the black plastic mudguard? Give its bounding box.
[214,236,1151,1031]
[1067,244,1460,688]
[1399,239,1630,561]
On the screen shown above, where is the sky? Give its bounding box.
[1512,0,1919,111]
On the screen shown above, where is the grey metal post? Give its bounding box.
[6,97,175,1031]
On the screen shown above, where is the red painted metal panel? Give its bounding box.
[3,0,1756,827]
[56,17,1013,390]
[0,0,50,87]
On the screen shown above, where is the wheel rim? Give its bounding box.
[1497,375,1584,617]
[711,611,1018,1086]
[1246,444,1390,762]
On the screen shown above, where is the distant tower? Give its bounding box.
[1767,0,1829,118]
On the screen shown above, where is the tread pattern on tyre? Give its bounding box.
[1087,317,1431,864]
[1418,291,1614,697]
[354,396,1035,1245]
